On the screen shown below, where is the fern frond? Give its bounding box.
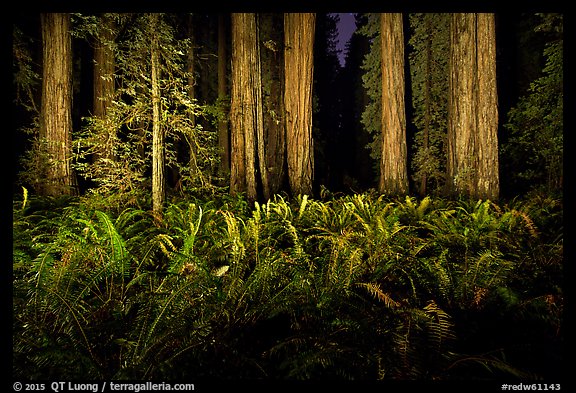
[357,282,400,309]
[416,196,432,219]
[296,194,309,221]
[423,300,456,352]
[95,210,130,277]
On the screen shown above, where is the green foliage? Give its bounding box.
[12,25,40,117]
[503,14,563,194]
[72,13,220,202]
[13,190,563,380]
[408,14,449,195]
[358,13,382,170]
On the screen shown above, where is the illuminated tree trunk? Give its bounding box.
[39,13,77,196]
[447,13,499,200]
[284,13,315,196]
[151,14,165,222]
[379,13,408,195]
[230,13,265,201]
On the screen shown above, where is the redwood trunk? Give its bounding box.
[40,13,77,196]
[447,13,499,200]
[379,13,408,196]
[230,13,264,201]
[284,13,315,196]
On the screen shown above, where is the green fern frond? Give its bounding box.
[357,282,400,309]
[423,300,456,352]
[94,210,130,277]
[21,186,29,211]
[296,194,308,221]
[416,196,432,219]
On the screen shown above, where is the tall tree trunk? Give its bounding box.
[39,13,77,196]
[475,14,499,200]
[230,13,264,202]
[218,13,230,177]
[379,13,408,195]
[93,14,116,163]
[284,13,315,196]
[447,13,499,200]
[151,14,165,222]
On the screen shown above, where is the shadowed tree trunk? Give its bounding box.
[39,13,77,196]
[284,13,315,196]
[447,13,499,200]
[379,13,408,195]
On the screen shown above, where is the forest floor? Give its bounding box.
[12,189,564,383]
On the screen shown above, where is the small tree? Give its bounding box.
[73,14,216,207]
[503,13,563,194]
[358,13,383,182]
[408,13,449,196]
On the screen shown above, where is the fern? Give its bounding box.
[423,300,456,354]
[357,282,401,309]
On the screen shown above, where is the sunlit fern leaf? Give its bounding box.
[94,210,130,278]
[357,282,401,309]
[212,265,230,277]
[219,210,245,265]
[416,196,432,220]
[296,194,308,221]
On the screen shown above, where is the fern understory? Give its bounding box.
[12,190,563,380]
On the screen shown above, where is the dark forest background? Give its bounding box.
[11,13,563,198]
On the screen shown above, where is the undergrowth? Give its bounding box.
[12,190,563,380]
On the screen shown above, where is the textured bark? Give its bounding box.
[475,14,499,200]
[284,13,315,196]
[218,14,230,176]
[447,13,499,200]
[379,13,408,195]
[230,13,264,201]
[151,14,165,222]
[93,14,116,163]
[39,13,77,196]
